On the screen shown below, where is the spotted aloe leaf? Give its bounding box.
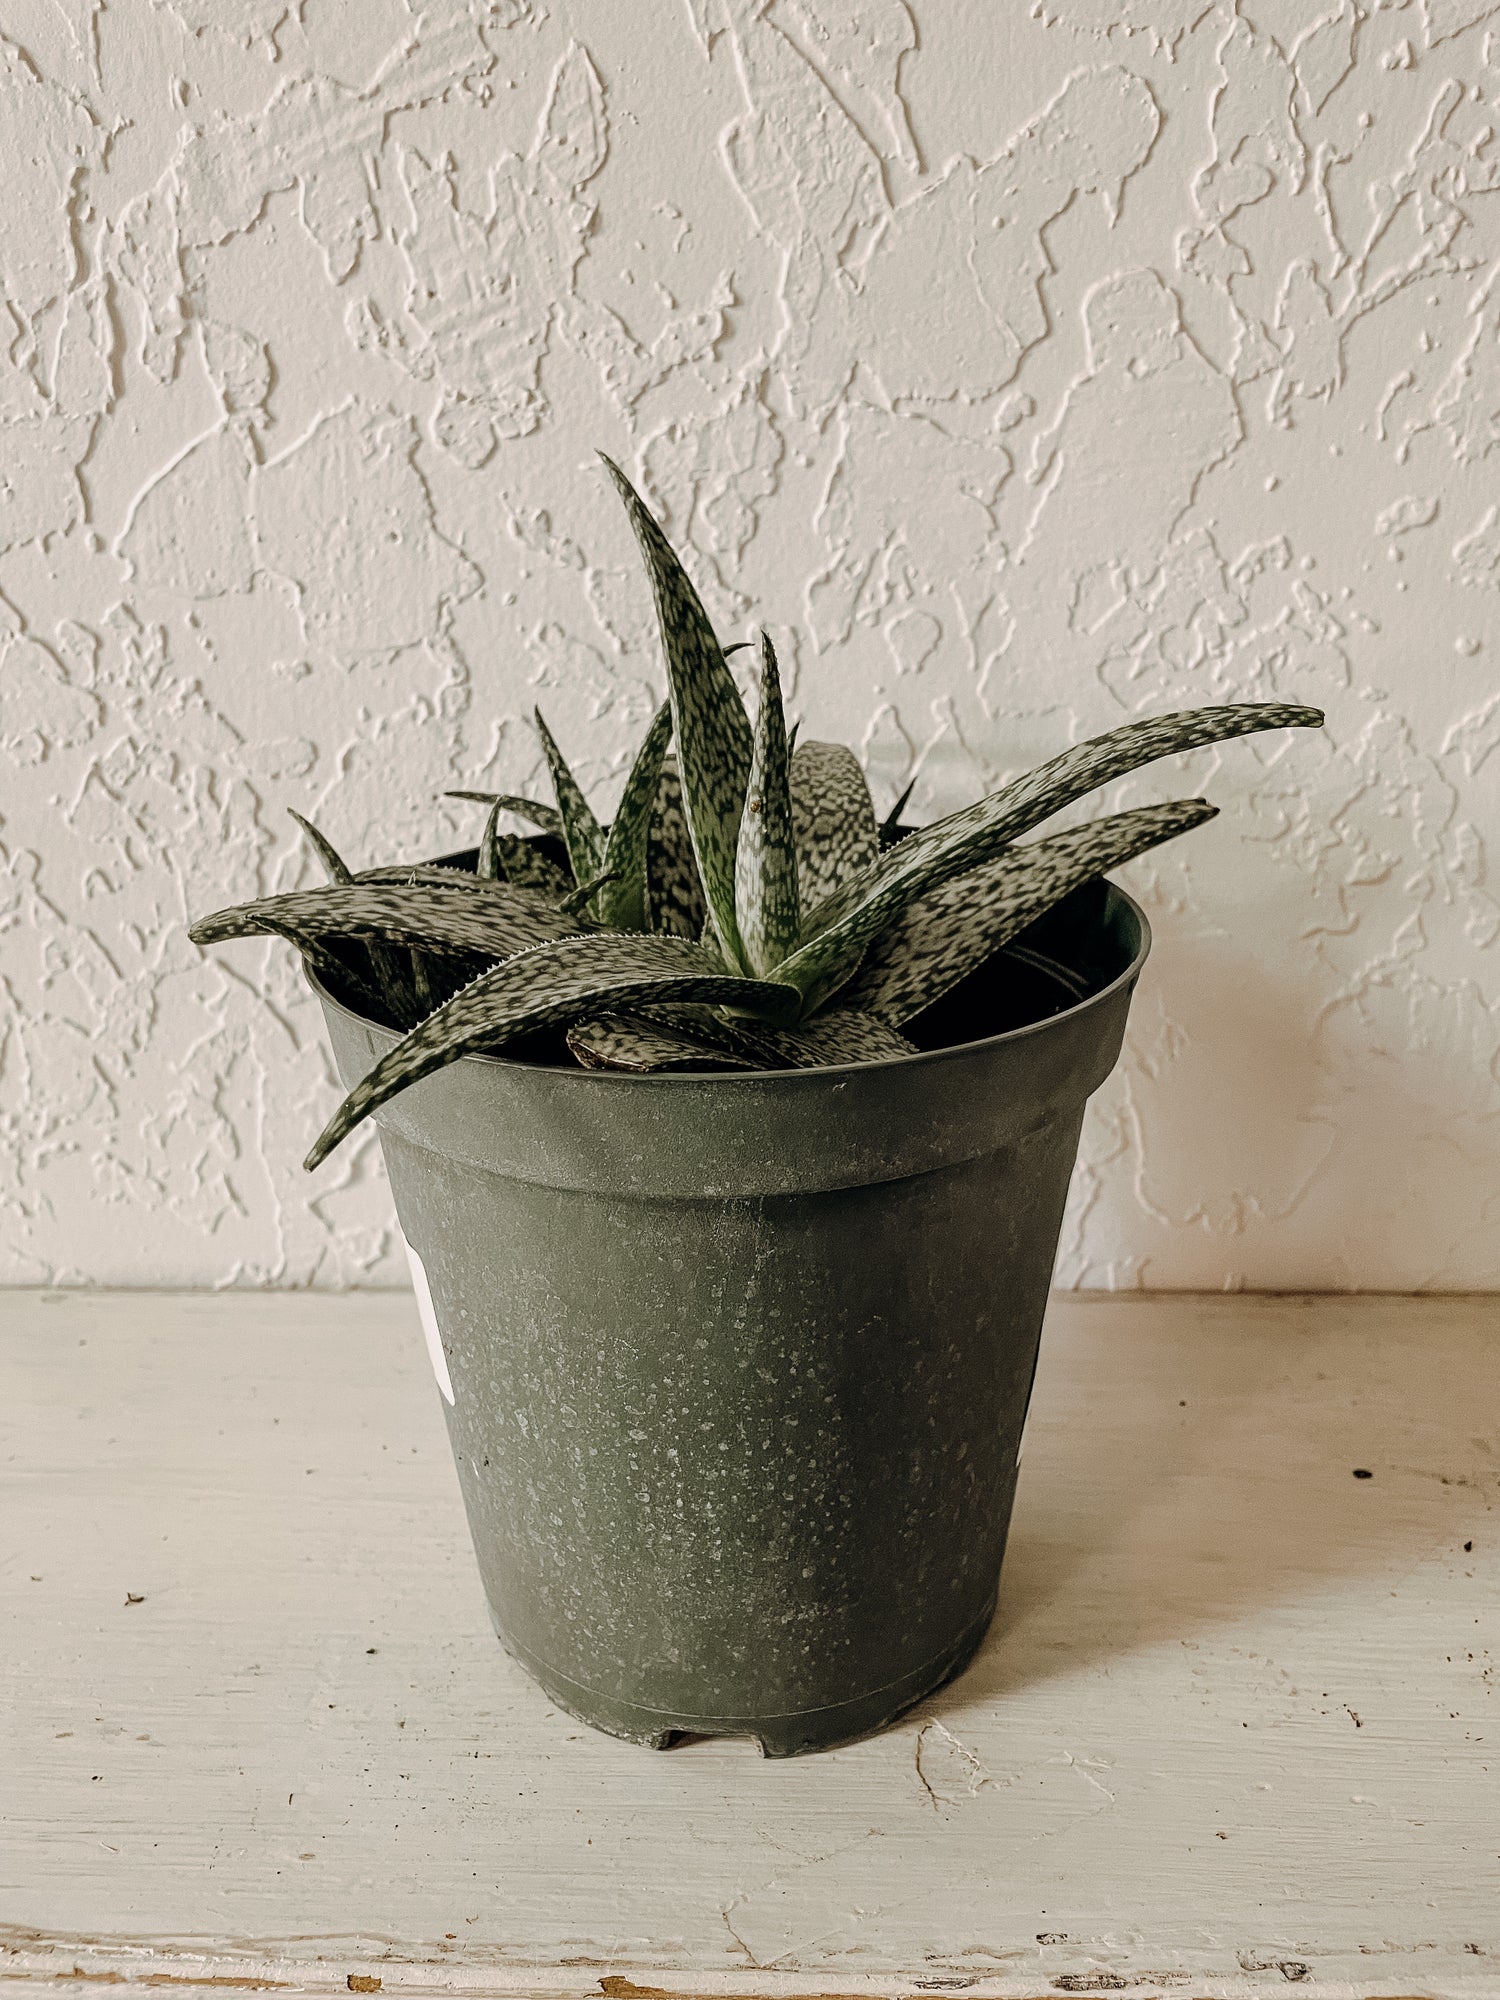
[734,633,799,977]
[781,702,1324,1010]
[289,812,422,1025]
[646,758,707,938]
[190,880,582,961]
[567,1011,761,1072]
[474,816,569,896]
[596,700,673,930]
[566,996,913,1072]
[305,933,799,1168]
[446,790,565,841]
[600,454,752,968]
[534,708,606,886]
[289,809,353,884]
[839,799,1219,1027]
[879,777,917,847]
[791,741,880,908]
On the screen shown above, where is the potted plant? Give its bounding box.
[192,456,1321,1755]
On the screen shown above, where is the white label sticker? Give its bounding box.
[403,1236,455,1405]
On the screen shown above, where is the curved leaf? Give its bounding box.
[567,1011,762,1072]
[446,791,565,840]
[306,934,799,1167]
[290,812,420,1022]
[646,759,707,938]
[791,741,879,907]
[597,700,673,930]
[782,702,1323,1008]
[878,777,917,847]
[600,453,752,968]
[838,799,1218,1026]
[289,809,353,884]
[535,708,606,884]
[734,633,800,976]
[191,880,583,961]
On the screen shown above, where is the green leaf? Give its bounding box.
[305,933,799,1168]
[477,800,505,881]
[191,880,583,961]
[756,1006,917,1065]
[790,741,879,909]
[534,708,606,885]
[567,996,915,1070]
[734,633,800,976]
[289,809,353,883]
[782,702,1323,1009]
[567,1011,762,1072]
[597,701,673,930]
[289,812,420,1022]
[837,799,1219,1026]
[445,791,565,840]
[646,758,707,938]
[493,837,573,899]
[879,777,917,846]
[599,453,752,968]
[560,868,622,916]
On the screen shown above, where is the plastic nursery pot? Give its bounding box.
[313,876,1149,1757]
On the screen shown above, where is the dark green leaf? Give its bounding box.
[734,633,800,975]
[838,799,1218,1025]
[566,1011,762,1072]
[305,934,799,1167]
[534,708,606,884]
[646,758,707,938]
[597,701,673,930]
[783,702,1323,1008]
[191,880,583,960]
[445,791,565,840]
[790,741,879,910]
[599,453,752,968]
[289,809,354,883]
[879,777,917,845]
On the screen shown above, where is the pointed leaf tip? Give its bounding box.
[734,631,799,977]
[601,451,753,968]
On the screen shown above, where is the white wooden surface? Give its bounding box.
[2,1290,1497,2000]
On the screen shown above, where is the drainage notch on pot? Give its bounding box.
[315,878,1149,1756]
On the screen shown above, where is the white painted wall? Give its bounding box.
[2,0,1498,1290]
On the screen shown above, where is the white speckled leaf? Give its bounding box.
[289,809,354,884]
[570,999,913,1071]
[597,701,672,931]
[446,792,566,841]
[534,708,606,885]
[290,812,422,1021]
[784,702,1323,1006]
[839,799,1219,1026]
[566,1011,762,1071]
[734,634,800,976]
[306,934,799,1167]
[878,778,917,849]
[600,453,752,968]
[191,881,583,960]
[791,741,880,908]
[646,759,707,939]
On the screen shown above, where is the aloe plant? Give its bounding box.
[191,456,1322,1168]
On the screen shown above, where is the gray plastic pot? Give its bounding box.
[314,878,1149,1755]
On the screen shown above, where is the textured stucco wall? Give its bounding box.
[2,0,1499,1289]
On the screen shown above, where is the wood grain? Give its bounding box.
[2,1290,1496,1999]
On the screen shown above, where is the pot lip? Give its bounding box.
[307,878,1151,1088]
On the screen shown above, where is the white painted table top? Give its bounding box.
[2,1290,1496,2000]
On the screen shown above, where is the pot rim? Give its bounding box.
[305,877,1151,1090]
